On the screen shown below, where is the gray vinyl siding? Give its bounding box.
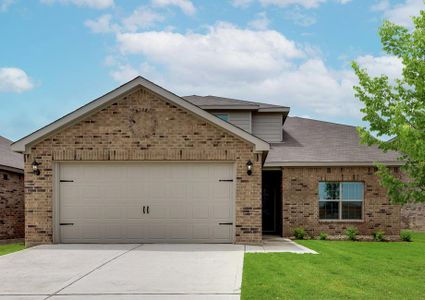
[252,112,283,142]
[211,111,252,133]
[228,111,252,132]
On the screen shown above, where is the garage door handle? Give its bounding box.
[219,222,233,225]
[147,206,150,214]
[143,206,145,214]
[60,223,74,226]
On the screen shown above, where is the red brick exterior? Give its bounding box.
[282,166,401,237]
[0,169,24,240]
[24,87,262,246]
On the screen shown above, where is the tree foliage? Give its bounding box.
[352,10,425,204]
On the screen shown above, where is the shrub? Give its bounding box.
[319,232,328,240]
[293,227,305,240]
[373,230,385,242]
[346,227,359,241]
[400,231,413,242]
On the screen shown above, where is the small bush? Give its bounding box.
[373,230,385,241]
[293,227,305,240]
[400,231,413,242]
[319,232,328,240]
[346,227,359,241]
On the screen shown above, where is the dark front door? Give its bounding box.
[262,170,282,235]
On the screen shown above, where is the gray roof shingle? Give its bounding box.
[265,117,401,166]
[0,136,24,172]
[183,95,289,110]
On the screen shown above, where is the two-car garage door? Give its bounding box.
[58,162,234,243]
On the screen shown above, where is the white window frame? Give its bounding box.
[318,182,364,221]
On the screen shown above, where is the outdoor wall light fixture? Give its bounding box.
[31,160,40,176]
[246,160,253,176]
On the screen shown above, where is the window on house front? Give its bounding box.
[318,182,364,220]
[214,113,229,122]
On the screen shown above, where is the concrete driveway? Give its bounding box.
[0,244,244,300]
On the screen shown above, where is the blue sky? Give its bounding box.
[0,0,423,141]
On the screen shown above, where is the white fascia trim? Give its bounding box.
[12,76,270,152]
[264,161,405,167]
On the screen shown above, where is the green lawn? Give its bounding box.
[0,243,25,256]
[242,232,425,300]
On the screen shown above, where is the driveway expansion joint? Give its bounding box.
[43,244,143,300]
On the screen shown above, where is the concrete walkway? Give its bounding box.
[0,241,315,300]
[246,236,318,254]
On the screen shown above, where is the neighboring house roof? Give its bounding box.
[0,136,24,173]
[264,117,402,167]
[183,95,290,113]
[11,77,270,153]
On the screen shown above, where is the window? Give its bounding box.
[214,113,229,122]
[3,174,8,180]
[319,182,364,220]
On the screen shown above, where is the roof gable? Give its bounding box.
[12,77,270,152]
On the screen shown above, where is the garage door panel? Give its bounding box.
[126,205,144,219]
[102,205,124,219]
[81,205,102,219]
[214,226,232,240]
[213,204,232,219]
[192,224,210,239]
[59,162,234,243]
[126,222,146,239]
[168,205,189,219]
[146,204,168,219]
[60,205,82,220]
[192,205,209,219]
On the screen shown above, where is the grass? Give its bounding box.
[0,243,25,256]
[242,232,425,300]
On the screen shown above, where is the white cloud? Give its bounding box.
[108,23,404,119]
[284,8,316,26]
[259,0,326,9]
[85,14,117,33]
[151,0,196,15]
[248,12,270,30]
[85,7,164,34]
[109,64,139,82]
[231,0,253,7]
[123,7,164,31]
[0,67,34,93]
[0,0,14,12]
[372,0,425,27]
[336,0,351,3]
[117,22,303,83]
[40,0,114,9]
[356,55,403,79]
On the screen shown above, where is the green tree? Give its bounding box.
[352,10,425,204]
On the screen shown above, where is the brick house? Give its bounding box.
[11,77,402,246]
[0,136,24,240]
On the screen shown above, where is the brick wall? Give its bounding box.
[282,166,401,237]
[401,203,425,231]
[0,169,24,239]
[24,87,262,246]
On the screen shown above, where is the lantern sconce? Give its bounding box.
[31,160,40,176]
[246,160,253,176]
